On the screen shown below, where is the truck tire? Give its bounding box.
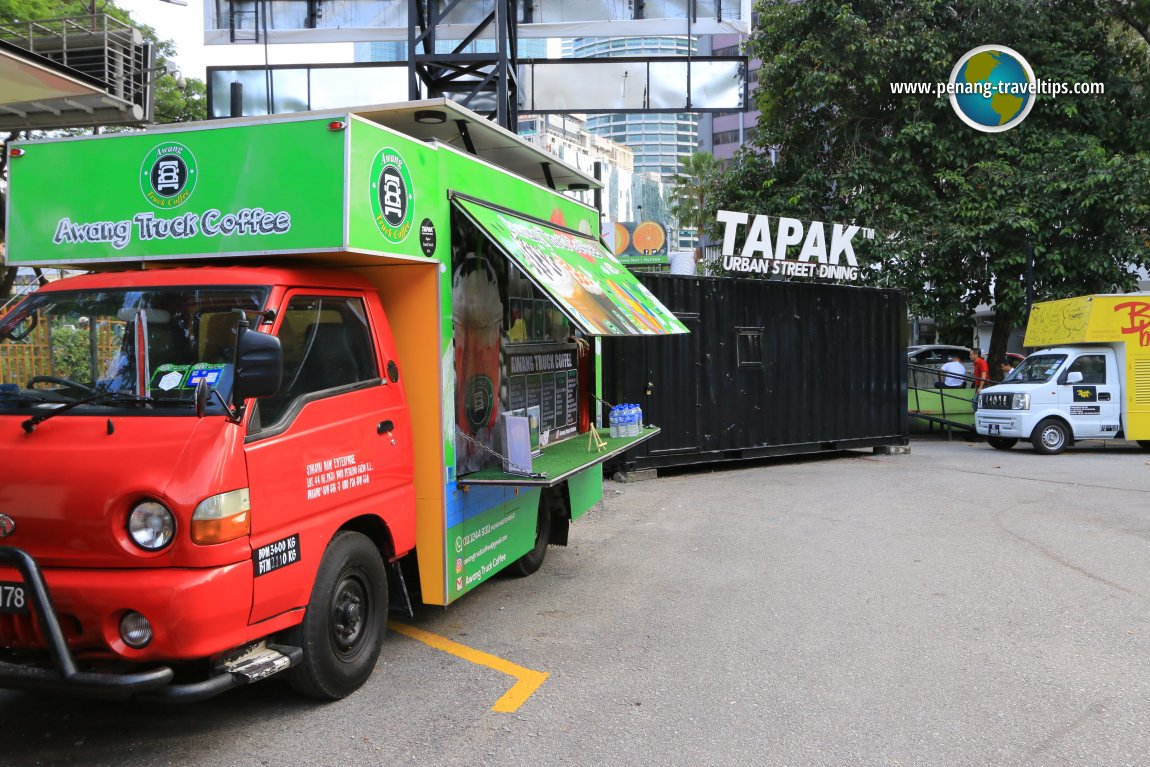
[286,531,388,700]
[1031,418,1070,455]
[506,490,559,577]
[987,436,1018,450]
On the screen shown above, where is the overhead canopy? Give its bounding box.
[354,99,600,192]
[452,195,688,337]
[0,38,145,130]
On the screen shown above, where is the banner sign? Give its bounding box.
[716,209,875,282]
[612,220,670,266]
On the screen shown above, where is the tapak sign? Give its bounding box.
[716,210,874,282]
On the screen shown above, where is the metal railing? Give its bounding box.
[907,362,981,437]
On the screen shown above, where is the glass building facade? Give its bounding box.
[564,36,699,177]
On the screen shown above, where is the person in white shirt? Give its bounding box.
[938,353,967,388]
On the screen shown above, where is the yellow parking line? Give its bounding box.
[390,622,550,712]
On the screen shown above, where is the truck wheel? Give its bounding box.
[286,531,388,700]
[506,491,558,577]
[1031,418,1070,455]
[987,436,1018,450]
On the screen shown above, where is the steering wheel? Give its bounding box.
[27,376,97,396]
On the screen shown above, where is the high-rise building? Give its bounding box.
[516,113,635,226]
[700,32,761,161]
[561,36,700,251]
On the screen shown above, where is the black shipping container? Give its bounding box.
[602,274,909,471]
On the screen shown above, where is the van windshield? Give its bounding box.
[1010,353,1066,383]
[0,286,268,415]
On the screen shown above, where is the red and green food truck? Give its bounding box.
[0,100,686,701]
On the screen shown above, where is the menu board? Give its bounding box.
[506,344,580,446]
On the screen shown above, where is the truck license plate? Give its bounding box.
[988,424,1000,435]
[0,581,29,614]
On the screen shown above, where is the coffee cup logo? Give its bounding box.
[370,148,415,244]
[140,142,197,209]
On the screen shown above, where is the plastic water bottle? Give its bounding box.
[608,406,619,438]
[635,404,644,432]
[626,405,639,437]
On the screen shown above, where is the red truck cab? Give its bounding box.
[0,265,415,700]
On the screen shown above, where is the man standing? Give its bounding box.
[971,347,989,390]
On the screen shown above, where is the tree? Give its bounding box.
[668,151,719,264]
[712,0,1150,369]
[0,0,206,298]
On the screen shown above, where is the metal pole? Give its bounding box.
[230,82,244,117]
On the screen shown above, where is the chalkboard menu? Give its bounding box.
[505,343,580,446]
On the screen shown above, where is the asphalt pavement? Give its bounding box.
[3,434,1150,767]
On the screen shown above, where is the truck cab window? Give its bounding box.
[1066,354,1107,384]
[256,296,378,427]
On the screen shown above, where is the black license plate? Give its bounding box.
[0,581,29,614]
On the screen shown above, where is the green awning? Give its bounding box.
[453,196,688,337]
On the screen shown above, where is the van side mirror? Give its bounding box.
[1066,371,1084,385]
[234,328,283,401]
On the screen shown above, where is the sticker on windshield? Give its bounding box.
[187,365,224,387]
[151,364,190,390]
[157,371,184,391]
[149,363,226,391]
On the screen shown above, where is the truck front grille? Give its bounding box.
[0,611,83,651]
[980,393,1013,409]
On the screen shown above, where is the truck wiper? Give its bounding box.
[20,391,188,433]
[0,388,56,405]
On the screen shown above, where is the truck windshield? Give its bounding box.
[1010,353,1067,383]
[0,286,268,414]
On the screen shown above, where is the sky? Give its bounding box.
[116,0,353,82]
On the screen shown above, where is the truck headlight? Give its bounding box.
[1012,393,1030,410]
[192,488,251,545]
[128,501,175,551]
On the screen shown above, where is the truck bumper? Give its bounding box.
[975,413,1027,439]
[0,546,300,702]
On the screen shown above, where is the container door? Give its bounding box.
[643,314,702,456]
[1058,352,1120,438]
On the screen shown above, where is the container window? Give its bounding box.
[737,328,763,367]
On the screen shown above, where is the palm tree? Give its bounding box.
[669,151,719,265]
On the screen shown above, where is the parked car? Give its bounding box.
[907,345,971,388]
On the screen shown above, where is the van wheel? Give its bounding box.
[286,531,388,700]
[506,491,560,577]
[1031,418,1070,455]
[987,436,1017,450]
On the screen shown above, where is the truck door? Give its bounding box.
[1058,352,1120,439]
[243,292,413,624]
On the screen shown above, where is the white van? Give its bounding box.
[975,295,1150,454]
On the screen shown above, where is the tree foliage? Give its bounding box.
[669,151,719,264]
[712,0,1150,362]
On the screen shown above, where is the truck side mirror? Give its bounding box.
[234,328,283,401]
[1066,371,1084,385]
